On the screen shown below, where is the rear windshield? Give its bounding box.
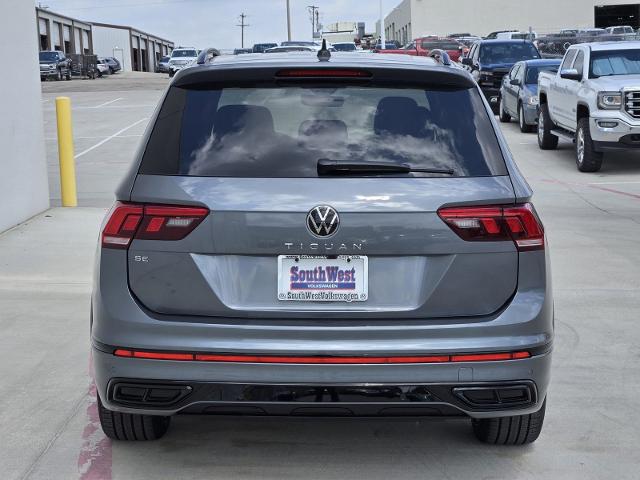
[421,41,461,50]
[333,43,357,51]
[479,43,540,64]
[140,85,507,178]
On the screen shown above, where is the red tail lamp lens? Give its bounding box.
[113,349,531,364]
[276,69,372,78]
[102,203,209,249]
[437,203,544,251]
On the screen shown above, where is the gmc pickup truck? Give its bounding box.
[538,42,640,172]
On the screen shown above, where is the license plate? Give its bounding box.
[277,255,368,302]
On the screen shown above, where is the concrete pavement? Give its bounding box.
[1,74,639,479]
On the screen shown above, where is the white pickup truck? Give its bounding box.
[537,42,640,172]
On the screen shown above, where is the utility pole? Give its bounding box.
[286,0,292,42]
[307,5,319,40]
[379,0,386,49]
[237,13,249,48]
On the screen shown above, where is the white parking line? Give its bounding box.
[93,98,123,108]
[588,181,640,185]
[45,134,143,141]
[74,118,148,159]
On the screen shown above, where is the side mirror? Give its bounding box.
[510,78,521,86]
[462,57,473,67]
[560,68,582,81]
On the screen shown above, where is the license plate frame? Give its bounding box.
[277,255,368,303]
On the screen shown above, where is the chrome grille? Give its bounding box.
[626,91,640,119]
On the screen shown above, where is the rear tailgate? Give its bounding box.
[127,175,517,319]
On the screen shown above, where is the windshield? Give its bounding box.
[590,49,640,77]
[253,43,278,52]
[333,43,357,51]
[421,40,462,50]
[525,65,560,84]
[141,85,506,178]
[172,50,197,58]
[479,43,540,64]
[39,52,59,62]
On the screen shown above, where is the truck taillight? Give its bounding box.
[102,202,209,249]
[437,203,544,251]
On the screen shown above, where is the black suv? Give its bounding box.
[462,40,540,112]
[39,50,72,81]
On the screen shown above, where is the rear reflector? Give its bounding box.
[276,69,372,78]
[102,202,209,249]
[113,349,531,364]
[437,203,544,251]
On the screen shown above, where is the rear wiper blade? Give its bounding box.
[317,158,454,176]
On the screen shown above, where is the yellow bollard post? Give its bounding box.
[55,96,77,207]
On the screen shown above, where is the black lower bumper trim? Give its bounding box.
[107,380,538,416]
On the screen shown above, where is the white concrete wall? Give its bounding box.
[388,0,638,38]
[0,5,49,233]
[92,26,132,71]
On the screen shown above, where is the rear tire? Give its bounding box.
[519,104,534,133]
[472,400,546,445]
[499,97,511,123]
[537,103,558,150]
[98,395,171,441]
[576,117,603,172]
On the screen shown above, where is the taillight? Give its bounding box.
[101,202,209,249]
[437,203,544,251]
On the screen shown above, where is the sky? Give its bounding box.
[38,0,399,50]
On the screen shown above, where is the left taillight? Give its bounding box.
[437,203,544,252]
[101,202,209,249]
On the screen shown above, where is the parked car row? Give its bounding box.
[39,50,121,81]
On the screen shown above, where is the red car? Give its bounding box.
[374,37,468,62]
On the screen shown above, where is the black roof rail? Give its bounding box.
[428,49,452,66]
[197,48,221,65]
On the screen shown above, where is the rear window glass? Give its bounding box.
[421,41,461,50]
[140,85,507,178]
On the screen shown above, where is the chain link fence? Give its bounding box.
[534,29,640,58]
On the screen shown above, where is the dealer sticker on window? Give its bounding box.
[277,255,368,302]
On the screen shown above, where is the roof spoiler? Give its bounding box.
[429,49,452,66]
[197,48,221,65]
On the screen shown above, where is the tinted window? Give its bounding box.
[590,49,640,77]
[39,52,59,62]
[333,43,357,51]
[573,51,585,76]
[525,65,559,84]
[140,85,506,178]
[561,50,577,70]
[479,43,539,64]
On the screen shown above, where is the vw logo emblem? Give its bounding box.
[307,205,339,238]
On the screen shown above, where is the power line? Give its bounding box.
[237,13,250,49]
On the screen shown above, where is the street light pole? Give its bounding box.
[286,0,292,42]
[380,0,386,49]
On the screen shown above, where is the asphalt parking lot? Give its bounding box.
[1,72,640,479]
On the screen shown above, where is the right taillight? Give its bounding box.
[437,203,544,251]
[101,202,209,249]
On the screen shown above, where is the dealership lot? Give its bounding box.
[1,73,640,479]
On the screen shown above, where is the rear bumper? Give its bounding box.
[93,348,551,419]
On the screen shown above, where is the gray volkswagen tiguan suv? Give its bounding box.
[92,50,552,445]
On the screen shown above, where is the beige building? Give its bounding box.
[385,0,640,41]
[36,7,93,54]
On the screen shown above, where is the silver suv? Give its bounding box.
[92,50,553,445]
